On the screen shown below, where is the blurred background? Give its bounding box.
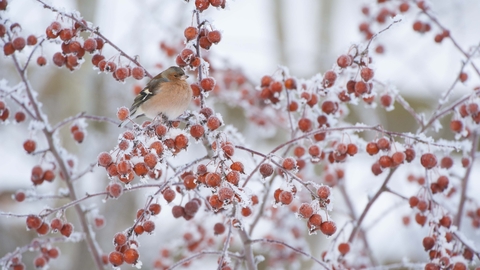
[1,0,480,269]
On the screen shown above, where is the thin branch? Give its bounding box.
[166,251,243,270]
[453,231,480,260]
[22,39,45,72]
[238,229,256,270]
[250,238,329,269]
[239,124,459,187]
[53,112,120,131]
[9,40,104,269]
[422,9,480,77]
[337,182,375,266]
[423,89,480,133]
[362,19,402,54]
[394,94,424,129]
[217,221,233,270]
[454,131,479,227]
[0,236,79,266]
[35,0,152,78]
[348,168,397,243]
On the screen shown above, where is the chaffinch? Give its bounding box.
[120,66,192,127]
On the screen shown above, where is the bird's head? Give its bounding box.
[162,66,189,81]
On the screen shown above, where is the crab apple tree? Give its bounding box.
[1,1,480,270]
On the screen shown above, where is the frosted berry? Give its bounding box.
[338,242,350,256]
[459,72,468,83]
[143,220,155,233]
[60,222,73,237]
[190,124,205,139]
[261,75,273,87]
[279,191,293,205]
[36,56,47,66]
[391,151,406,166]
[298,118,312,132]
[34,256,47,268]
[259,163,273,177]
[206,172,221,187]
[23,139,36,153]
[420,153,437,169]
[404,148,416,162]
[174,134,189,150]
[439,215,451,228]
[199,36,212,50]
[380,94,393,107]
[337,54,352,68]
[26,215,42,230]
[163,188,176,203]
[422,236,435,251]
[3,42,14,55]
[12,37,26,51]
[366,142,379,155]
[323,70,337,88]
[450,120,462,133]
[131,67,145,80]
[308,145,320,157]
[0,24,5,38]
[377,138,390,150]
[92,54,105,67]
[371,162,383,175]
[336,143,347,155]
[83,38,97,53]
[123,248,139,264]
[199,107,214,118]
[282,157,296,170]
[73,130,84,143]
[115,67,129,81]
[354,81,369,95]
[207,116,221,130]
[399,2,409,12]
[440,156,453,169]
[308,214,322,229]
[298,203,313,219]
[14,111,25,123]
[107,183,123,198]
[43,170,55,182]
[36,222,50,235]
[320,221,337,236]
[200,77,216,91]
[207,30,221,44]
[222,143,235,157]
[218,187,234,202]
[285,78,297,90]
[52,52,65,67]
[213,222,225,235]
[321,100,338,114]
[409,196,419,208]
[59,28,73,41]
[184,26,198,41]
[195,0,210,11]
[225,171,239,186]
[109,251,124,267]
[347,143,358,156]
[461,157,470,167]
[50,218,63,231]
[241,207,252,217]
[97,152,113,168]
[14,191,26,202]
[317,186,330,200]
[360,67,374,81]
[209,194,223,209]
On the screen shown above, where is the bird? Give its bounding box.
[119,66,192,127]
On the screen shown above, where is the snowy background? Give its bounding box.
[1,0,480,269]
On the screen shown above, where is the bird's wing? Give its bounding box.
[129,77,169,116]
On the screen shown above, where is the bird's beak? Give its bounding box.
[182,75,189,80]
